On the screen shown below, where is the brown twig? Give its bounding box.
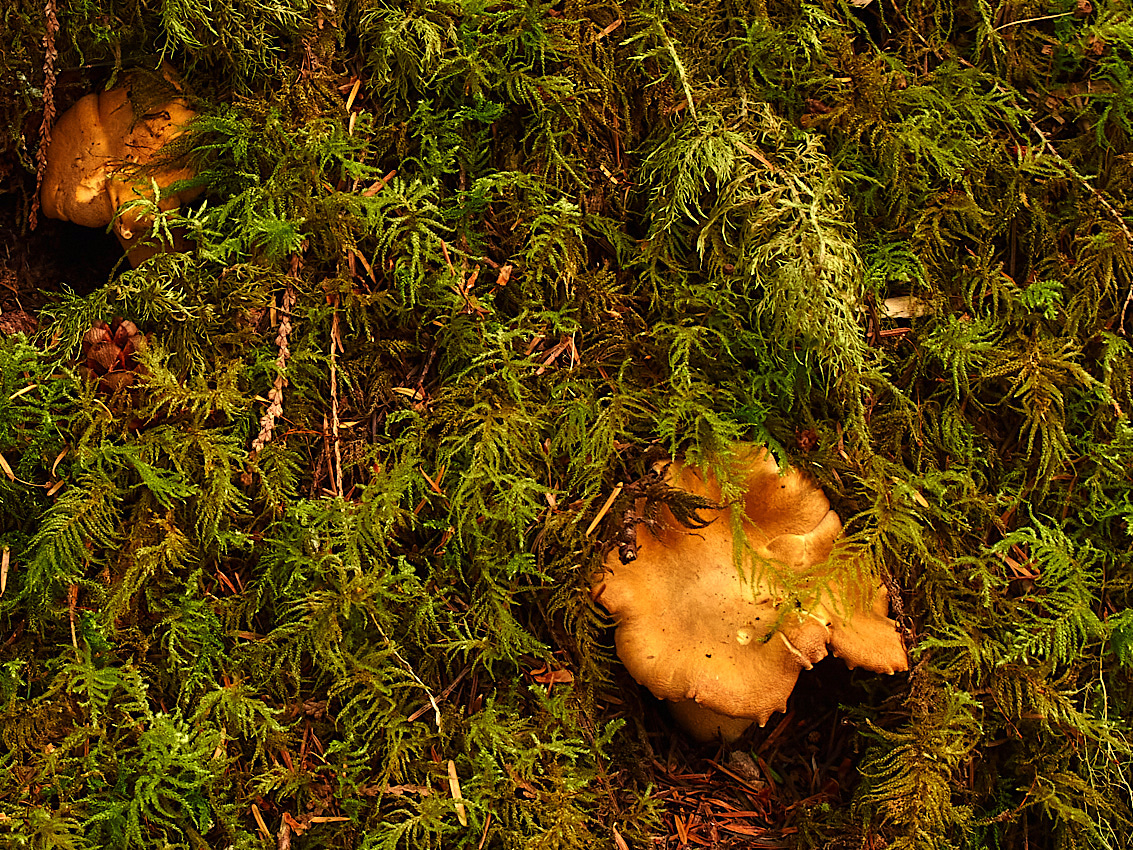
[68,583,79,651]
[250,285,296,458]
[407,665,470,722]
[329,303,343,497]
[30,0,60,229]
[414,339,438,397]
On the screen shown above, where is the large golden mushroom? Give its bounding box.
[593,447,908,742]
[40,63,201,266]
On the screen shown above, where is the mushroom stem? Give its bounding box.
[669,701,759,744]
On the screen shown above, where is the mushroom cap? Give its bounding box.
[593,447,908,741]
[40,63,201,261]
[40,93,117,228]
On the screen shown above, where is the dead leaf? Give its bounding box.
[379,784,434,797]
[494,264,513,289]
[719,822,766,836]
[528,665,574,685]
[674,814,689,844]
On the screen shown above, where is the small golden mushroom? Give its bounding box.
[40,63,201,266]
[593,447,908,742]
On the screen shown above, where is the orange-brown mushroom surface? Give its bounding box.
[592,447,908,741]
[40,63,201,266]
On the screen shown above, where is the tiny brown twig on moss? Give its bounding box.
[250,285,296,459]
[29,0,60,229]
[329,301,343,497]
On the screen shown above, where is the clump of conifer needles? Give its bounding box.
[0,0,1131,848]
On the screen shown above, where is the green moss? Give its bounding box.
[0,0,1131,847]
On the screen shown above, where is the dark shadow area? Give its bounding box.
[0,167,124,320]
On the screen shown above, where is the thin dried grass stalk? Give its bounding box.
[330,304,343,497]
[29,0,60,229]
[249,285,295,458]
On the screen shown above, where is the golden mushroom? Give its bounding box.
[40,63,201,266]
[593,447,908,742]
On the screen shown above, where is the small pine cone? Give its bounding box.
[80,318,143,391]
[795,428,819,452]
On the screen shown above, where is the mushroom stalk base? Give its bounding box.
[669,701,756,744]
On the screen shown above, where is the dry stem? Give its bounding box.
[29,0,60,229]
[329,304,343,497]
[250,285,296,458]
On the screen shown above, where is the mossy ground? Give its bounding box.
[0,1,1132,848]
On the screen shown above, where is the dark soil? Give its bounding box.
[0,163,126,330]
[628,656,901,847]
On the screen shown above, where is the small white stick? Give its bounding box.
[447,760,468,826]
